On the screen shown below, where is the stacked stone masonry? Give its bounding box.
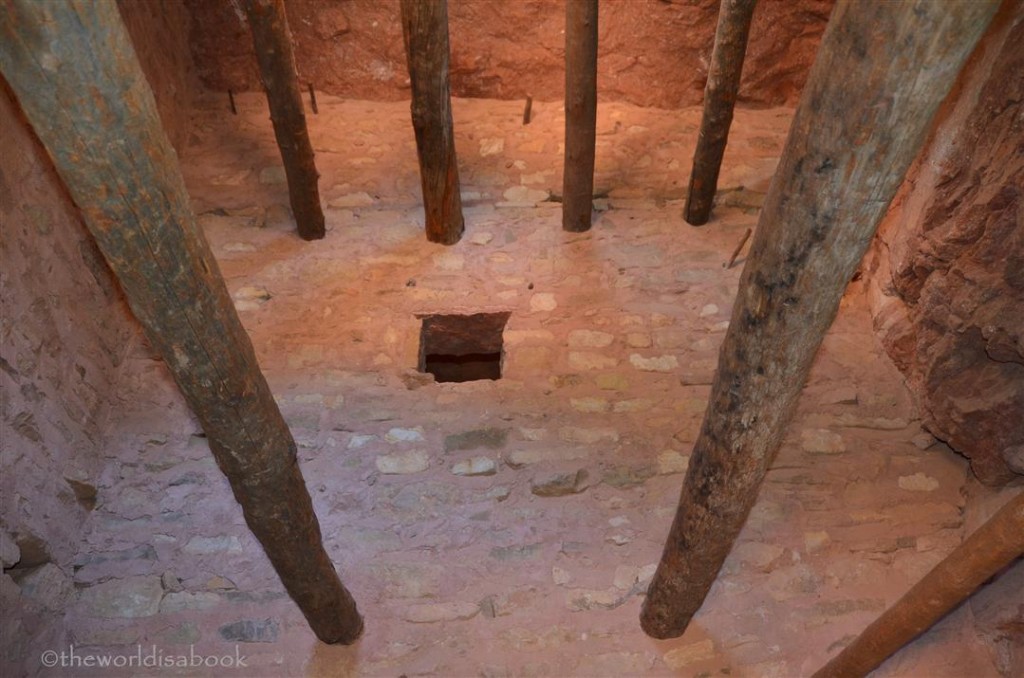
[2,2,1022,675]
[2,89,1019,676]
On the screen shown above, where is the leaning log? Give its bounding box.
[683,0,757,226]
[0,0,363,644]
[814,492,1023,678]
[243,0,325,241]
[562,0,599,233]
[400,0,464,245]
[640,0,998,640]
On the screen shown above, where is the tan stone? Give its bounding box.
[451,457,497,476]
[898,472,940,492]
[508,346,553,371]
[569,352,618,370]
[568,329,615,348]
[529,293,558,311]
[505,448,588,467]
[629,354,678,371]
[571,397,610,413]
[663,640,715,669]
[376,450,430,474]
[804,531,831,554]
[504,329,555,344]
[801,428,846,455]
[403,602,480,623]
[596,374,630,390]
[559,427,619,444]
[612,565,639,590]
[657,451,690,475]
[479,138,504,157]
[625,332,652,348]
[613,399,654,413]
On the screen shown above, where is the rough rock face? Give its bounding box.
[183,0,833,108]
[117,0,198,152]
[868,7,1024,485]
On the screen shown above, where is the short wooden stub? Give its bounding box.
[400,0,464,245]
[243,0,326,241]
[684,0,757,226]
[0,0,363,644]
[814,493,1023,677]
[562,0,599,233]
[640,0,998,640]
[309,83,319,114]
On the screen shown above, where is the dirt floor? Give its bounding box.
[45,93,1019,677]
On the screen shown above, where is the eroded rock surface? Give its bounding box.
[183,0,832,109]
[868,10,1024,485]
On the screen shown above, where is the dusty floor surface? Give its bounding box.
[42,94,1019,676]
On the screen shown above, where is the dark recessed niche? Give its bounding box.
[418,312,511,383]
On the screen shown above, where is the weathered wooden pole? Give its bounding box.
[242,0,325,241]
[683,0,757,226]
[400,0,464,245]
[640,0,998,640]
[562,0,599,233]
[0,0,363,644]
[814,493,1023,678]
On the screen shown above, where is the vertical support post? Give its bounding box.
[562,0,599,233]
[0,0,363,644]
[640,0,998,640]
[814,493,1023,678]
[242,0,325,241]
[400,0,464,245]
[683,0,757,226]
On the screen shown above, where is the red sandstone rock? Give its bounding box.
[117,0,197,152]
[182,0,833,108]
[869,10,1024,485]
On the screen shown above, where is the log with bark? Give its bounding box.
[0,0,363,644]
[400,0,464,245]
[640,0,999,640]
[562,0,599,233]
[683,0,758,226]
[243,0,326,241]
[814,493,1023,678]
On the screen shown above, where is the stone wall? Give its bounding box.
[184,0,833,109]
[1,3,197,670]
[0,0,199,572]
[0,85,137,666]
[866,3,1024,486]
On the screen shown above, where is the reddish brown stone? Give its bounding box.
[869,6,1024,485]
[183,0,833,109]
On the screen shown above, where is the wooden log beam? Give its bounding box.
[639,0,998,640]
[0,0,363,644]
[243,0,325,241]
[562,0,599,233]
[814,493,1024,677]
[400,0,464,245]
[683,0,757,226]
